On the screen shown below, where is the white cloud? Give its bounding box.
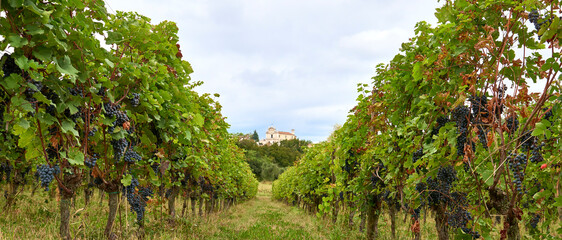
[104,0,442,142]
[339,29,410,57]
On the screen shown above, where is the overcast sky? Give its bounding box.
[105,0,442,142]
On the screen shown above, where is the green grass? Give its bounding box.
[0,183,557,239]
[0,183,361,239]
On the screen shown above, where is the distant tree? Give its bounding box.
[237,139,257,150]
[237,136,310,179]
[251,130,259,142]
[279,139,312,154]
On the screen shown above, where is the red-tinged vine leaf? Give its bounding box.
[176,44,182,59]
[92,167,104,179]
[122,121,130,130]
[500,223,508,240]
[166,65,177,77]
[160,160,170,175]
[514,207,523,220]
[50,135,60,149]
[410,220,420,233]
[155,148,165,158]
[463,142,474,161]
[512,59,522,68]
[487,132,494,148]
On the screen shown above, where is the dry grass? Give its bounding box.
[196,182,363,239]
[0,183,361,239]
[0,183,558,239]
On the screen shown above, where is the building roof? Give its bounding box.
[278,131,294,135]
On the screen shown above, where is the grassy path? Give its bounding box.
[0,182,363,239]
[197,182,362,240]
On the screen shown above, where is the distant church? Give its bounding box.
[258,127,296,145]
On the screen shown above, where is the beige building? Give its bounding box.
[259,127,296,145]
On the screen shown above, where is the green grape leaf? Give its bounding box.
[67,149,85,166]
[554,195,562,207]
[55,56,79,77]
[16,118,30,130]
[7,33,28,48]
[61,120,79,136]
[104,59,114,68]
[9,0,24,7]
[193,113,204,127]
[17,128,35,148]
[25,146,42,161]
[121,174,133,186]
[32,46,52,62]
[106,31,124,45]
[1,74,22,90]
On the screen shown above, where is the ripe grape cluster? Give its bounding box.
[85,154,98,168]
[88,127,97,137]
[520,131,535,151]
[426,165,458,206]
[413,182,427,219]
[543,108,553,123]
[24,80,43,103]
[461,227,481,239]
[103,103,121,118]
[124,149,142,163]
[469,95,489,118]
[46,104,57,117]
[124,177,146,222]
[2,55,21,77]
[508,153,527,194]
[423,166,479,238]
[129,196,145,223]
[36,164,60,191]
[412,148,423,164]
[130,93,140,107]
[369,175,379,189]
[437,165,457,194]
[411,207,421,220]
[476,124,488,149]
[382,190,400,211]
[506,115,519,134]
[529,213,540,229]
[111,138,128,162]
[452,106,470,156]
[0,162,13,182]
[529,10,551,32]
[104,102,129,133]
[342,158,356,173]
[447,192,473,230]
[97,86,107,97]
[138,186,153,201]
[431,116,450,137]
[530,143,545,163]
[529,10,539,25]
[69,87,84,97]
